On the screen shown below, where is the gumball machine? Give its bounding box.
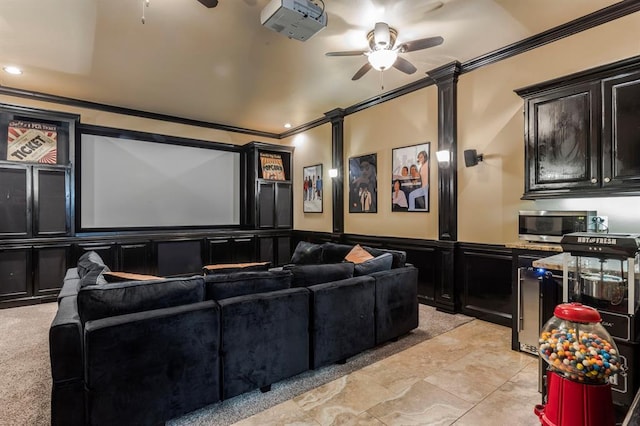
[534,303,623,426]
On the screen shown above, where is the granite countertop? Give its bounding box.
[532,253,566,270]
[506,241,563,252]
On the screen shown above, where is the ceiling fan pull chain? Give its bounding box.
[380,70,385,91]
[141,0,150,24]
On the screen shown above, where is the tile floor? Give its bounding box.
[232,319,542,426]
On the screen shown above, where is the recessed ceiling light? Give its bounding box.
[284,123,292,129]
[3,66,23,75]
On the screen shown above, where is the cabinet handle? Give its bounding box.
[604,177,611,183]
[591,178,598,184]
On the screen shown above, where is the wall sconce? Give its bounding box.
[328,168,338,178]
[463,149,484,167]
[435,150,450,165]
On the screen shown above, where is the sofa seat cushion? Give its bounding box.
[202,262,271,275]
[77,276,205,324]
[290,241,323,264]
[354,253,393,276]
[285,262,354,288]
[204,270,292,300]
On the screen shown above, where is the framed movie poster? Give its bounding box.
[391,142,430,212]
[259,152,286,180]
[7,120,58,163]
[303,164,322,213]
[348,153,377,213]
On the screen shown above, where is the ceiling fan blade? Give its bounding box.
[398,36,444,53]
[197,0,218,7]
[325,50,367,57]
[393,56,417,75]
[352,63,372,81]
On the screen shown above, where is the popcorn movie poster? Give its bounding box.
[7,120,58,164]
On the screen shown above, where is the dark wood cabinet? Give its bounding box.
[517,57,640,198]
[602,70,640,188]
[523,82,600,194]
[244,142,294,229]
[206,236,256,265]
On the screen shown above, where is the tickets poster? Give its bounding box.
[259,152,286,180]
[7,120,58,163]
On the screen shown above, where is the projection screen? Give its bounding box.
[80,133,240,228]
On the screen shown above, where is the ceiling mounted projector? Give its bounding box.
[260,0,327,41]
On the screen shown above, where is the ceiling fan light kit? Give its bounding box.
[368,49,398,71]
[326,21,444,82]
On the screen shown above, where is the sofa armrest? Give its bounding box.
[57,268,81,303]
[370,265,419,345]
[49,295,85,426]
[50,295,83,383]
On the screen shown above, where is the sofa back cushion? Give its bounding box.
[204,270,292,300]
[290,241,324,265]
[285,262,354,288]
[77,276,205,324]
[320,243,354,264]
[354,253,393,276]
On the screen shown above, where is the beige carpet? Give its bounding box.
[0,302,472,426]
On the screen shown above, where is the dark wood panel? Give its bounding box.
[460,248,512,326]
[74,242,117,270]
[0,246,30,300]
[0,165,29,238]
[258,237,273,265]
[258,183,275,228]
[276,236,291,266]
[207,238,234,264]
[33,167,70,236]
[233,237,256,263]
[118,243,151,274]
[275,183,292,228]
[155,239,203,276]
[33,244,70,296]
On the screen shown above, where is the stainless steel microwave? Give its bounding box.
[518,210,596,242]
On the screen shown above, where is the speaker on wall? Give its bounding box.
[463,149,483,167]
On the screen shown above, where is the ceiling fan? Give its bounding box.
[326,22,443,81]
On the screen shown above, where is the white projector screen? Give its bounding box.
[80,134,240,228]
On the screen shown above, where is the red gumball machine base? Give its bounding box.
[534,371,615,426]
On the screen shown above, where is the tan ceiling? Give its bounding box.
[0,0,621,134]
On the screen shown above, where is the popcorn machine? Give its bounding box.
[559,232,640,410]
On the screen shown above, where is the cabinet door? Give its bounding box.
[602,71,640,188]
[207,238,234,264]
[33,244,70,297]
[0,165,30,238]
[525,82,600,192]
[233,237,255,263]
[0,246,31,300]
[258,182,275,228]
[118,242,151,274]
[33,166,70,236]
[275,182,292,228]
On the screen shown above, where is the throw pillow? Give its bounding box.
[289,241,323,264]
[354,253,393,276]
[344,244,374,264]
[362,246,407,269]
[77,251,108,278]
[103,271,162,283]
[202,262,271,275]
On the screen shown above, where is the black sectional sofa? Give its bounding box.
[49,242,418,425]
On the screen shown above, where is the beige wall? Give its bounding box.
[286,124,333,232]
[344,86,439,240]
[0,94,280,146]
[457,12,640,244]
